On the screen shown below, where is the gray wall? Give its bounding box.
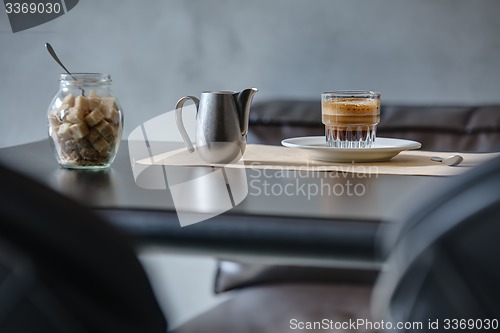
[1,0,500,148]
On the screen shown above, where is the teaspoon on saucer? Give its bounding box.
[431,155,464,167]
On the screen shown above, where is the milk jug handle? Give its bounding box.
[175,96,199,153]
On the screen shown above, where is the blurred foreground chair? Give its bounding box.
[0,163,167,333]
[373,155,500,331]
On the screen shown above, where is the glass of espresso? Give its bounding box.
[322,91,380,148]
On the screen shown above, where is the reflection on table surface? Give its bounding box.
[0,140,453,265]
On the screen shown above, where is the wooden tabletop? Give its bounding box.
[0,140,452,266]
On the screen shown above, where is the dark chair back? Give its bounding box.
[0,163,167,333]
[373,155,500,330]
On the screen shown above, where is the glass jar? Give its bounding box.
[47,73,123,169]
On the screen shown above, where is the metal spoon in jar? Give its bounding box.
[45,42,85,95]
[431,155,464,166]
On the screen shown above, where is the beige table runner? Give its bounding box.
[136,144,500,176]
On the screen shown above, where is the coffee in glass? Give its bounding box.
[322,91,380,148]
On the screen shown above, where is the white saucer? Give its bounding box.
[281,136,421,162]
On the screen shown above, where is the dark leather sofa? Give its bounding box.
[173,101,500,333]
[247,100,500,152]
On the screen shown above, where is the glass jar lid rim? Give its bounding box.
[59,73,111,82]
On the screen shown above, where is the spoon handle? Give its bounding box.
[45,43,74,79]
[45,43,85,95]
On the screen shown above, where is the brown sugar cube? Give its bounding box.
[91,137,110,153]
[74,95,89,112]
[53,103,71,120]
[88,98,101,110]
[104,108,120,124]
[100,97,116,112]
[62,94,75,107]
[94,120,113,138]
[87,128,101,143]
[100,98,118,117]
[66,107,85,124]
[49,114,61,128]
[69,123,89,139]
[57,123,73,139]
[100,97,121,123]
[66,150,81,162]
[85,109,105,127]
[62,139,78,151]
[87,91,101,110]
[56,108,68,122]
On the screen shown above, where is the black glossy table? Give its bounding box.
[0,140,451,266]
